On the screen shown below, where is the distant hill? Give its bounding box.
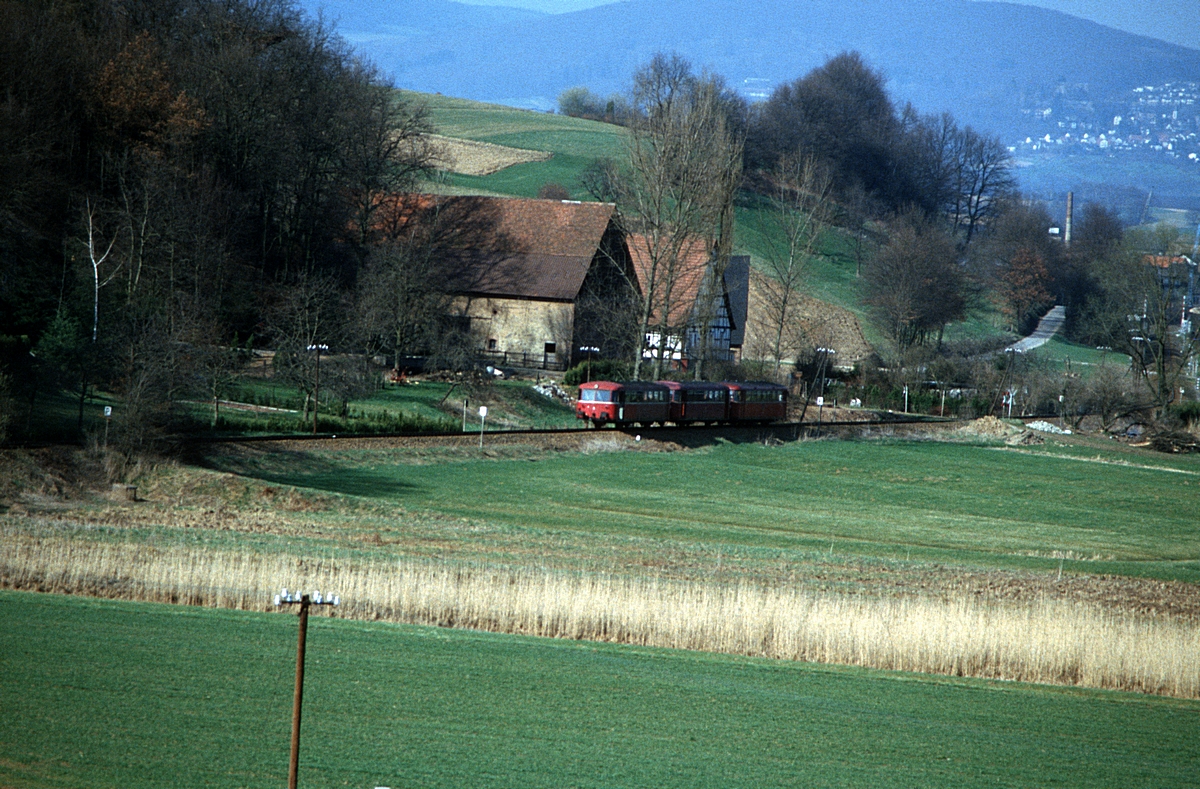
[307,0,1200,140]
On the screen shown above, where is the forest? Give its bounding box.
[0,0,438,449]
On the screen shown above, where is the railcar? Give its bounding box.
[657,380,730,425]
[724,381,789,424]
[576,380,670,427]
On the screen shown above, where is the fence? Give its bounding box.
[477,350,567,372]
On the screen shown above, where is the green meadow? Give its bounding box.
[2,590,1197,789]
[208,437,1200,584]
[406,90,626,200]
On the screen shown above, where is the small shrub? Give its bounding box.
[563,359,630,387]
[537,182,570,200]
[1169,401,1200,430]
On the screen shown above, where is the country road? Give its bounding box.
[1006,305,1065,352]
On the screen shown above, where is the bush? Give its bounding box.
[563,359,630,387]
[537,182,570,200]
[1169,400,1200,429]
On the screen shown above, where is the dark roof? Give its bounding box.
[441,250,596,301]
[374,195,617,301]
[724,255,750,347]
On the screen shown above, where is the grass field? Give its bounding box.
[2,590,1198,789]
[406,90,626,200]
[1028,337,1134,372]
[208,437,1200,584]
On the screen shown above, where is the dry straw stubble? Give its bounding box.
[3,535,1197,698]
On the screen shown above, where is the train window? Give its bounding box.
[729,390,742,403]
[627,389,664,403]
[738,389,783,403]
[581,389,612,402]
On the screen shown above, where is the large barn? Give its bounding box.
[372,195,637,370]
[626,235,750,369]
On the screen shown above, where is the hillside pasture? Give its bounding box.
[407,90,1019,348]
[2,590,1197,789]
[408,90,625,199]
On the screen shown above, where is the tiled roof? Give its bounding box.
[1143,254,1193,269]
[373,195,617,301]
[627,234,713,326]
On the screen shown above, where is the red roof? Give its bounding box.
[1144,254,1190,269]
[372,195,617,301]
[626,234,713,327]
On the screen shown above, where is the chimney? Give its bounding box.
[1064,191,1073,248]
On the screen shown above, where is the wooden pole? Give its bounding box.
[288,596,310,789]
[312,348,321,435]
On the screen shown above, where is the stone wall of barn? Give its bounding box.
[450,295,575,370]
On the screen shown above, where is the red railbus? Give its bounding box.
[576,381,670,427]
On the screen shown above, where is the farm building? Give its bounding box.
[626,235,750,369]
[370,195,638,370]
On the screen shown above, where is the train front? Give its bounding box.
[576,381,621,426]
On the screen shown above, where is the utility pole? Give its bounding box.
[274,588,339,789]
[307,345,328,435]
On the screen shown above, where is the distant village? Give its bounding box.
[1011,81,1200,164]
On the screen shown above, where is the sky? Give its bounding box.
[452,0,1197,50]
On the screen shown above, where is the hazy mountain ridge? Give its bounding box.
[306,0,1200,140]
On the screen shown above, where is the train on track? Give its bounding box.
[576,380,788,428]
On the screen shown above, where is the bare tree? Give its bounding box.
[344,90,439,251]
[581,158,620,204]
[865,210,966,356]
[266,274,347,421]
[1081,248,1197,417]
[357,231,450,373]
[950,128,1016,244]
[618,53,744,380]
[754,154,834,375]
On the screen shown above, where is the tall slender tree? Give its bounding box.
[754,154,834,375]
[618,53,744,380]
